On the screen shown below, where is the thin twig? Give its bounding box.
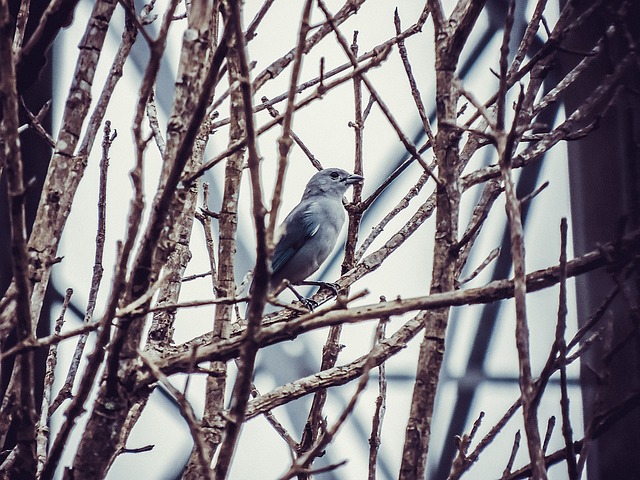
[317,0,440,185]
[556,218,578,479]
[542,416,556,454]
[261,97,323,170]
[355,173,430,262]
[50,120,114,414]
[457,247,501,287]
[394,8,435,147]
[500,430,521,480]
[146,89,166,155]
[139,351,212,480]
[267,0,314,248]
[19,98,55,147]
[368,304,389,480]
[213,2,267,477]
[36,288,71,476]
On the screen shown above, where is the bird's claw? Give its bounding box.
[320,282,340,297]
[301,298,318,311]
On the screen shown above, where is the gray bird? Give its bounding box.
[270,168,363,308]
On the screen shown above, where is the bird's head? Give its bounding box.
[301,168,364,199]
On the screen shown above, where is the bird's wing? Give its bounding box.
[271,201,320,275]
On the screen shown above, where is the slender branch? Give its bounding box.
[317,0,440,185]
[267,0,314,247]
[0,2,36,474]
[50,120,114,414]
[36,288,71,477]
[368,309,389,480]
[213,1,267,477]
[139,352,212,480]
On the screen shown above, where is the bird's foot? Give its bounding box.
[321,282,341,297]
[300,297,318,311]
[287,284,318,311]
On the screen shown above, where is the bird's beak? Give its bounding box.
[346,173,364,185]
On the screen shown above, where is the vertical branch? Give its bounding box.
[297,26,366,466]
[399,0,486,477]
[0,1,36,475]
[50,121,114,414]
[139,352,212,480]
[394,8,435,148]
[14,0,117,333]
[11,0,30,54]
[182,4,238,476]
[36,289,71,477]
[495,3,545,476]
[557,218,577,479]
[267,0,314,247]
[46,123,145,480]
[185,183,226,478]
[368,308,389,480]
[344,29,365,268]
[500,430,521,479]
[507,0,548,78]
[214,1,267,477]
[496,0,515,132]
[497,93,546,478]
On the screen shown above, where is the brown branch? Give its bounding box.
[0,0,119,346]
[297,26,367,467]
[139,352,212,479]
[318,0,439,185]
[556,219,578,479]
[261,97,324,170]
[146,89,166,155]
[185,43,391,184]
[507,0,547,79]
[267,0,314,247]
[251,0,367,93]
[59,76,147,478]
[213,1,267,477]
[0,2,36,474]
[457,247,501,287]
[159,228,640,377]
[183,6,237,474]
[211,5,431,132]
[394,7,435,147]
[542,416,556,454]
[11,0,31,54]
[19,98,55,147]
[497,77,546,476]
[41,241,132,480]
[50,120,114,414]
[500,430,521,480]
[447,281,628,479]
[355,173,430,262]
[248,380,299,456]
[36,288,72,477]
[245,0,276,42]
[368,309,389,480]
[451,411,485,471]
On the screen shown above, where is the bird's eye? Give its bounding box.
[330,171,339,179]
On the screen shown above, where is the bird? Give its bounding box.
[269,167,363,309]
